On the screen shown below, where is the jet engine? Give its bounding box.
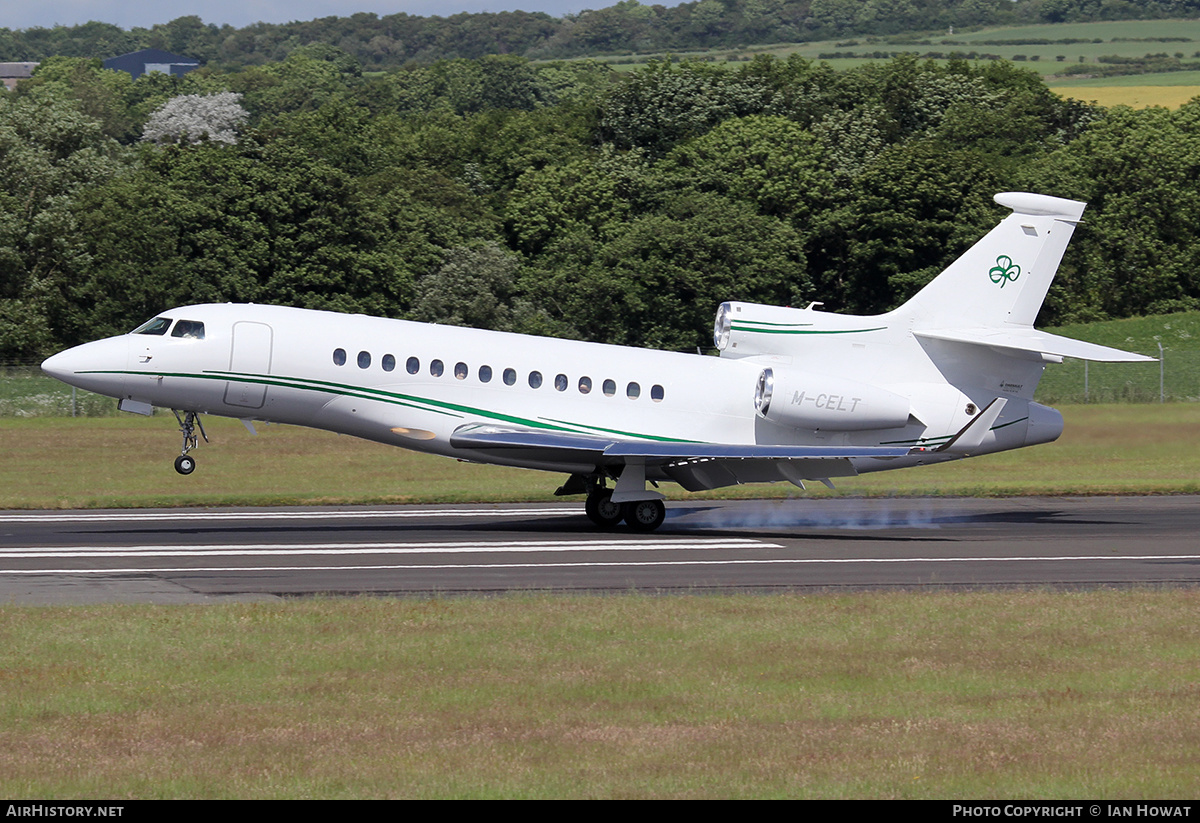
[754,367,911,432]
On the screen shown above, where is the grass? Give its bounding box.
[0,367,119,418]
[604,18,1200,94]
[2,590,1198,798]
[1,403,1197,509]
[1036,312,1200,403]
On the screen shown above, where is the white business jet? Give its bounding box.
[42,192,1151,531]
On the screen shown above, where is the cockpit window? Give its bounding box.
[170,320,205,339]
[132,317,172,336]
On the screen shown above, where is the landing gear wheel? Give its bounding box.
[622,499,666,532]
[585,490,623,529]
[174,454,196,475]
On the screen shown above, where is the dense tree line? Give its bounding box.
[5,1,1200,69]
[3,49,1200,360]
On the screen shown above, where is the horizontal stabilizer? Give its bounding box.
[914,327,1155,363]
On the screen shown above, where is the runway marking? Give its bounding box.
[0,537,773,559]
[0,508,578,524]
[3,553,1199,575]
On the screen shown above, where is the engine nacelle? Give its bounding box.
[754,368,911,432]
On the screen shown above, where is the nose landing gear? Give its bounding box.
[172,410,208,475]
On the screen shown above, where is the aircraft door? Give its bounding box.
[224,321,273,409]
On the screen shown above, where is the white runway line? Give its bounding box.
[3,549,1198,576]
[0,508,578,524]
[0,537,774,559]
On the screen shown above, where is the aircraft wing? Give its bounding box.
[448,424,913,492]
[449,424,911,461]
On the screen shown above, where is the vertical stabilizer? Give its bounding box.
[893,192,1086,330]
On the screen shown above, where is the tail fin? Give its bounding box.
[893,192,1085,330]
[897,192,1153,364]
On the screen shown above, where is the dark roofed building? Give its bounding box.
[103,49,200,80]
[1,62,39,91]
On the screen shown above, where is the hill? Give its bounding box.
[2,2,1200,71]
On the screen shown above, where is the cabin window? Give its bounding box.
[358,351,371,369]
[503,368,516,386]
[578,377,592,394]
[602,379,616,397]
[651,384,664,402]
[430,359,444,377]
[454,362,468,380]
[479,365,493,383]
[554,374,568,392]
[333,348,347,366]
[170,320,205,339]
[627,382,641,399]
[406,357,419,374]
[528,371,543,389]
[382,354,396,372]
[133,317,172,336]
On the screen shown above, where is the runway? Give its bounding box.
[2,496,1199,603]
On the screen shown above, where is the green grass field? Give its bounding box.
[0,402,1197,509]
[1036,312,1200,402]
[607,18,1200,92]
[3,590,1198,798]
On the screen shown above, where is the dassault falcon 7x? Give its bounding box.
[43,192,1152,531]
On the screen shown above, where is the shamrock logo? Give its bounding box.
[989,255,1021,288]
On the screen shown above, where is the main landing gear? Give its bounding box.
[582,487,667,533]
[172,409,207,475]
[556,472,668,532]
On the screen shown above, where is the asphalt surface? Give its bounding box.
[1,496,1198,604]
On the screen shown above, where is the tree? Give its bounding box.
[660,115,835,224]
[13,57,140,142]
[523,191,808,350]
[0,94,126,357]
[1024,104,1200,322]
[141,92,249,145]
[411,242,522,330]
[811,139,1007,315]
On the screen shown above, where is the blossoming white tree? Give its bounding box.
[141,92,249,145]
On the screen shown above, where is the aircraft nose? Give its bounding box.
[41,337,130,398]
[41,349,78,381]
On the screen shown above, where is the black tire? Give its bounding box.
[585,490,623,529]
[174,454,196,475]
[622,499,665,532]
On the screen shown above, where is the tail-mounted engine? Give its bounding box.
[754,367,911,432]
[714,301,816,358]
[714,300,885,359]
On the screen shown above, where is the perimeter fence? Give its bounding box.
[3,349,1198,418]
[1034,348,1200,404]
[1,360,123,418]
